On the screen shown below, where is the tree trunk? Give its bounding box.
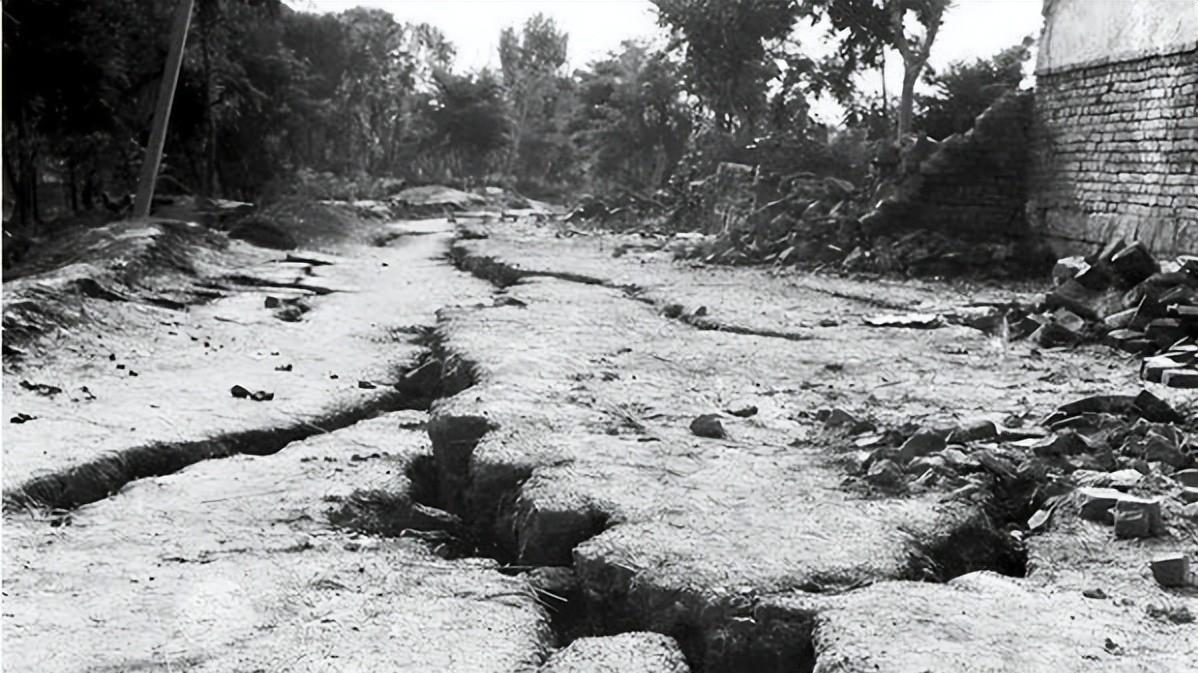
[897,68,917,141]
[8,109,39,228]
[67,161,78,212]
[200,5,217,197]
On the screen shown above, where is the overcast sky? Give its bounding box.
[288,0,1045,120]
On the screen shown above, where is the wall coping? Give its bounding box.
[1035,39,1198,76]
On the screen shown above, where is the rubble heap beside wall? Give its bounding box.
[861,90,1034,242]
[1028,46,1198,255]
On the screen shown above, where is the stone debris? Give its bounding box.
[18,380,63,397]
[1145,603,1196,625]
[897,429,947,463]
[231,385,274,402]
[866,458,904,488]
[1037,239,1198,386]
[689,413,726,439]
[834,386,1190,546]
[726,404,758,418]
[1149,553,1191,588]
[818,407,876,434]
[1112,495,1164,539]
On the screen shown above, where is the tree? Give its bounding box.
[916,36,1032,139]
[799,0,950,140]
[498,13,571,183]
[573,42,692,190]
[652,0,799,133]
[3,0,170,225]
[428,69,509,178]
[889,0,950,139]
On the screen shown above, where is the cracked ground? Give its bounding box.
[3,214,1195,673]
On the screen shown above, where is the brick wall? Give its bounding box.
[861,90,1033,242]
[1028,46,1198,255]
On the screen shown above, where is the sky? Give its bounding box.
[288,0,1046,120]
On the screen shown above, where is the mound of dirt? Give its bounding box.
[394,185,487,210]
[248,199,383,247]
[228,216,298,250]
[2,219,238,357]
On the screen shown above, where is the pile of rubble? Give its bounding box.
[827,388,1195,549]
[1030,239,1198,388]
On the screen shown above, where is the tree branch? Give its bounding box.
[889,1,914,62]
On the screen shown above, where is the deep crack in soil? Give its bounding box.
[10,219,1191,673]
[448,241,813,342]
[415,245,1034,672]
[4,345,446,514]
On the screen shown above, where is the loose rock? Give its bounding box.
[866,458,904,488]
[898,430,947,463]
[689,414,726,439]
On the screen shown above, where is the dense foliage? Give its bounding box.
[3,0,1032,234]
[917,37,1033,140]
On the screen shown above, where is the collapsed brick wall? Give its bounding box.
[1028,46,1198,255]
[861,90,1033,242]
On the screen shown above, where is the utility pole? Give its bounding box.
[132,0,195,219]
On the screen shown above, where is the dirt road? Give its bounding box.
[4,214,1195,672]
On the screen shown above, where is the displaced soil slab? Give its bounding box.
[798,571,1196,672]
[432,222,1196,671]
[429,276,1030,669]
[539,632,690,673]
[2,412,552,672]
[7,213,1196,672]
[3,219,491,510]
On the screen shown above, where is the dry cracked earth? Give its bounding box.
[3,213,1196,673]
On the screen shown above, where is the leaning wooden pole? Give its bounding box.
[132,0,195,219]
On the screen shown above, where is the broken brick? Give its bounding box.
[1103,308,1139,330]
[1052,256,1089,286]
[1030,432,1087,457]
[1112,495,1164,538]
[1108,242,1159,287]
[1031,321,1083,347]
[1141,356,1186,383]
[898,430,947,463]
[1137,432,1188,467]
[1078,487,1122,524]
[1174,469,1198,488]
[1044,279,1104,320]
[1150,554,1190,588]
[866,458,904,488]
[1162,369,1198,389]
[1132,390,1184,423]
[1057,395,1136,418]
[946,420,998,444]
[1145,318,1187,348]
